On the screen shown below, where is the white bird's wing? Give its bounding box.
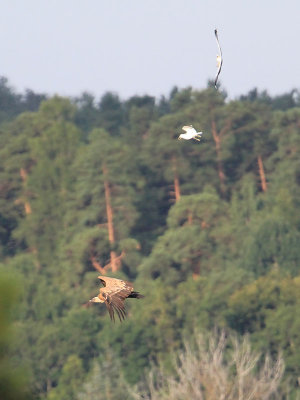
[214,29,223,89]
[182,125,196,134]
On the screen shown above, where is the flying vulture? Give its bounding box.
[178,125,203,141]
[214,28,223,89]
[89,275,144,322]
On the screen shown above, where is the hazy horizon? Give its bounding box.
[2,0,300,101]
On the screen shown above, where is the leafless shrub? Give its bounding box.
[131,330,285,400]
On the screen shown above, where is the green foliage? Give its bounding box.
[78,352,131,400]
[242,217,300,276]
[0,80,300,398]
[227,272,300,389]
[0,268,32,400]
[0,97,81,267]
[140,188,230,283]
[0,76,46,124]
[48,355,84,400]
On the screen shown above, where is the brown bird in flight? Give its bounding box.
[89,276,144,322]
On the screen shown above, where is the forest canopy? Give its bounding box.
[0,76,300,399]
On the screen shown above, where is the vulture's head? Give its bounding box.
[89,296,104,303]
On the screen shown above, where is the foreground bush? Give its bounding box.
[133,330,286,400]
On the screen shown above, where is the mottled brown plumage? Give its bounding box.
[89,276,144,322]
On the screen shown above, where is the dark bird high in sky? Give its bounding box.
[214,28,223,89]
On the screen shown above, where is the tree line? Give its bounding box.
[0,76,300,399]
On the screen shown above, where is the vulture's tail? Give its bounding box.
[129,291,144,299]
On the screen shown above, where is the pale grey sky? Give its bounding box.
[1,0,300,100]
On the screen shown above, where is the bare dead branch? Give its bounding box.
[132,330,285,400]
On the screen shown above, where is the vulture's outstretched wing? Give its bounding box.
[98,276,133,322]
[101,289,131,321]
[214,29,223,89]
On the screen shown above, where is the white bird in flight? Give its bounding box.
[178,126,203,141]
[214,29,223,89]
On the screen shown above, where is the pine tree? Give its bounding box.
[62,128,139,277]
[140,187,229,284]
[13,97,81,267]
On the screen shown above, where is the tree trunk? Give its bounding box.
[90,255,106,274]
[174,175,181,202]
[102,163,118,272]
[211,120,226,194]
[91,251,125,274]
[31,246,41,270]
[172,156,181,202]
[20,168,32,214]
[19,168,41,269]
[257,155,267,192]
